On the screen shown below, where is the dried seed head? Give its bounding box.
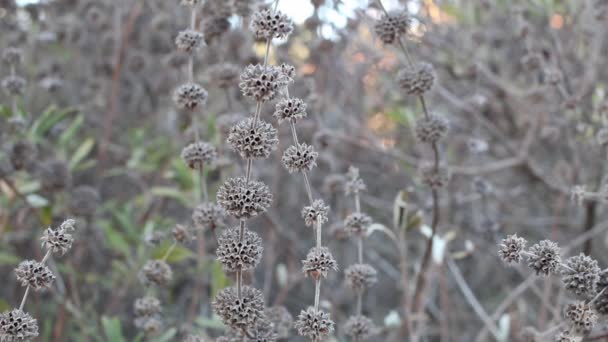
[301,199,330,227]
[134,316,163,334]
[38,159,71,191]
[192,202,228,230]
[181,141,218,170]
[213,285,265,330]
[250,9,294,40]
[208,63,241,89]
[282,143,318,173]
[527,240,561,276]
[3,47,22,66]
[274,97,307,124]
[374,11,410,44]
[554,330,579,342]
[544,68,563,85]
[217,227,263,272]
[183,335,206,342]
[279,63,296,79]
[415,114,449,144]
[172,224,191,244]
[248,319,278,341]
[420,164,450,189]
[217,177,273,220]
[344,315,376,340]
[294,307,334,340]
[561,253,600,297]
[173,83,208,112]
[134,296,162,317]
[144,231,166,246]
[175,29,205,53]
[345,263,378,292]
[41,219,75,256]
[344,212,373,237]
[564,301,597,333]
[2,75,27,96]
[345,166,366,195]
[498,234,527,265]
[302,246,338,280]
[139,260,173,287]
[9,140,36,171]
[202,16,231,43]
[265,306,293,339]
[0,309,38,341]
[69,185,100,217]
[239,64,291,103]
[398,62,436,95]
[14,260,55,291]
[217,113,246,136]
[227,118,279,159]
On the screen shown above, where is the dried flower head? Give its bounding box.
[265,306,293,339]
[202,17,231,43]
[344,315,376,340]
[14,260,55,291]
[228,118,279,159]
[144,231,166,247]
[282,143,318,173]
[172,224,191,244]
[420,164,450,189]
[69,185,100,217]
[250,9,294,40]
[302,246,338,280]
[173,83,208,111]
[564,301,597,333]
[279,63,296,79]
[374,11,410,44]
[398,62,436,95]
[345,263,378,292]
[213,285,265,330]
[554,330,578,342]
[208,63,240,89]
[192,202,228,230]
[41,219,75,256]
[134,296,162,317]
[301,199,330,227]
[544,68,563,85]
[527,240,562,276]
[217,177,273,220]
[415,114,449,144]
[175,29,205,53]
[344,212,373,237]
[9,140,35,171]
[239,64,291,103]
[134,316,163,334]
[181,141,218,170]
[0,309,38,341]
[139,260,173,287]
[2,75,26,96]
[38,159,71,191]
[248,319,278,341]
[274,97,307,124]
[3,47,22,66]
[498,234,527,265]
[217,227,263,272]
[183,335,206,342]
[294,307,334,340]
[561,253,600,297]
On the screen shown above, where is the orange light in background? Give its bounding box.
[301,63,317,76]
[367,112,396,133]
[424,0,455,24]
[353,52,366,63]
[550,14,564,29]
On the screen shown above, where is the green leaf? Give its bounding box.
[102,224,131,256]
[101,316,126,342]
[152,242,194,263]
[68,137,95,170]
[59,114,84,148]
[195,316,226,330]
[150,186,190,206]
[0,252,20,265]
[211,260,230,298]
[153,328,177,342]
[29,106,77,140]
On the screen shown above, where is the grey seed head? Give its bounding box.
[139,260,173,287]
[227,118,278,160]
[134,296,162,318]
[498,234,527,265]
[208,63,241,89]
[171,224,191,244]
[239,64,291,103]
[212,285,266,330]
[3,47,23,66]
[374,10,410,44]
[217,177,273,220]
[294,307,334,340]
[344,212,373,237]
[265,306,293,339]
[14,260,55,291]
[564,301,597,333]
[217,227,263,272]
[282,143,318,173]
[415,114,449,144]
[2,75,27,96]
[301,199,330,227]
[345,166,366,195]
[173,83,208,112]
[69,185,100,217]
[175,29,205,53]
[250,9,294,40]
[181,141,218,170]
[561,253,600,297]
[192,202,228,230]
[420,164,450,189]
[302,246,338,280]
[527,240,561,276]
[41,221,74,256]
[345,263,378,292]
[0,309,39,341]
[344,315,376,340]
[274,97,307,124]
[398,62,436,95]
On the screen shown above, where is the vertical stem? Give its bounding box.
[357,236,363,263]
[200,167,208,202]
[19,286,30,311]
[314,279,321,309]
[302,173,314,204]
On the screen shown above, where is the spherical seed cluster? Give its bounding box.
[217,177,273,220]
[2,75,26,96]
[183,335,206,342]
[345,263,378,292]
[173,83,208,111]
[41,219,75,256]
[561,253,600,296]
[217,113,246,136]
[282,143,318,173]
[564,302,597,333]
[134,315,162,334]
[175,29,204,53]
[217,227,263,272]
[250,9,294,40]
[398,62,436,95]
[134,296,162,317]
[139,260,173,287]
[594,271,608,315]
[69,185,100,217]
[554,330,577,342]
[420,165,450,189]
[274,97,307,124]
[415,114,449,144]
[0,309,38,341]
[239,64,291,103]
[344,315,376,340]
[279,63,296,79]
[192,202,228,230]
[265,306,293,339]
[171,224,191,244]
[345,166,366,196]
[344,212,373,236]
[14,260,55,291]
[527,240,562,276]
[498,234,527,265]
[248,319,278,341]
[302,246,338,280]
[208,63,240,89]
[227,118,279,159]
[294,307,334,340]
[38,159,71,191]
[9,140,35,171]
[181,141,218,170]
[202,17,231,43]
[301,199,330,227]
[374,11,410,44]
[212,286,265,330]
[3,47,22,66]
